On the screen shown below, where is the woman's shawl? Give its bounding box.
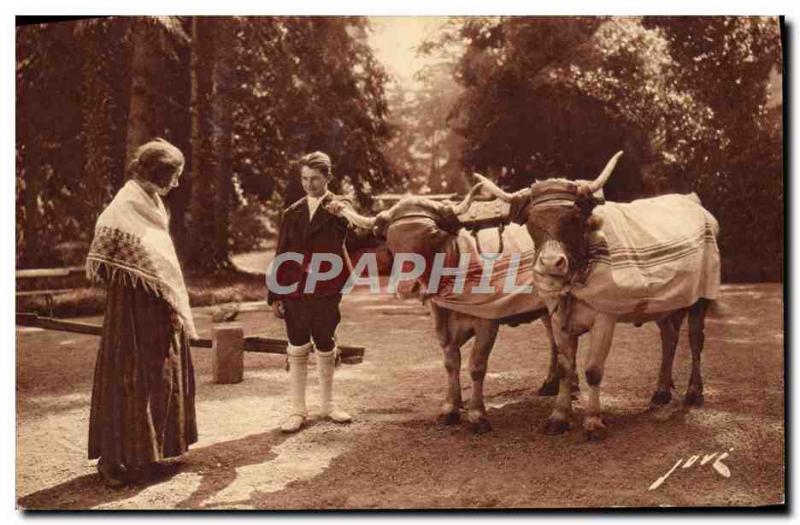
[86,180,197,338]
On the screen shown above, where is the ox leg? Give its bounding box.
[439,344,463,424]
[542,326,578,435]
[685,299,710,407]
[538,314,561,396]
[583,313,616,441]
[569,342,581,398]
[466,320,499,434]
[432,305,474,425]
[651,310,686,406]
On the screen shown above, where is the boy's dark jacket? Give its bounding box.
[267,193,352,304]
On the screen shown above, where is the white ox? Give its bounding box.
[476,151,721,440]
[326,190,565,433]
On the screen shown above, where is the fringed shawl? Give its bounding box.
[86,180,197,338]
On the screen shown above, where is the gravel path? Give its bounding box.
[16,284,784,509]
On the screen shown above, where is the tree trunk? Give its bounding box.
[17,41,43,268]
[19,162,43,267]
[211,17,236,269]
[164,19,193,262]
[80,23,115,224]
[125,19,161,170]
[186,16,234,273]
[187,16,213,271]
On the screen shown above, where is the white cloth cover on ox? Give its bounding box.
[428,224,546,319]
[572,193,721,315]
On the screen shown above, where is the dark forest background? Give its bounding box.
[16,16,783,282]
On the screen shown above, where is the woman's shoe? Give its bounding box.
[97,458,126,488]
[147,460,181,479]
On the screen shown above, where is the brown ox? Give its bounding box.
[475,152,721,440]
[326,189,564,433]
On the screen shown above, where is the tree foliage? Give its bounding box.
[383,62,467,194]
[16,16,395,271]
[426,16,783,281]
[16,16,783,281]
[644,16,783,281]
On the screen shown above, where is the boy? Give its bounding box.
[268,151,353,433]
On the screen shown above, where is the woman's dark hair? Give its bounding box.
[129,138,185,189]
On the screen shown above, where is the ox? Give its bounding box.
[326,189,567,433]
[475,151,721,440]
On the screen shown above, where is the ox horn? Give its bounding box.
[448,181,485,215]
[471,173,531,202]
[587,150,624,194]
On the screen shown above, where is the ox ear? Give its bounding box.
[587,214,603,231]
[576,179,606,203]
[575,185,601,216]
[509,198,531,225]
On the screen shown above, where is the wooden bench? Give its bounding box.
[16,289,76,317]
[16,266,84,279]
[16,313,365,383]
[16,267,85,316]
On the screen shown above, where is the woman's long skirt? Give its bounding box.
[88,279,197,468]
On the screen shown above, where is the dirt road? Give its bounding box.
[16,283,784,509]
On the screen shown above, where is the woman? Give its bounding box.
[86,138,197,486]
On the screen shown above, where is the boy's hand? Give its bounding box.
[271,300,285,319]
[325,199,346,215]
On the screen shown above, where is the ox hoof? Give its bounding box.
[650,390,672,406]
[542,417,570,436]
[469,418,492,435]
[584,421,608,442]
[537,379,559,397]
[570,386,581,400]
[684,391,704,407]
[438,411,461,426]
